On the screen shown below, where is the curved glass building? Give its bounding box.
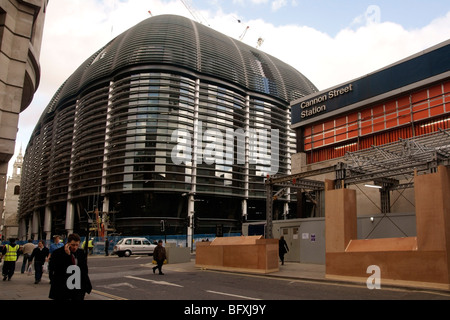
[18,15,318,239]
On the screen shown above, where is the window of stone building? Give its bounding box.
[0,8,6,44]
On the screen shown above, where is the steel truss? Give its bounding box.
[265,128,450,238]
[343,128,450,186]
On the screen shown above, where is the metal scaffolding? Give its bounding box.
[265,128,450,238]
[343,128,450,186]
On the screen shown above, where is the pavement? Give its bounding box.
[0,255,448,300]
[0,259,112,300]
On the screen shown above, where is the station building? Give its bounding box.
[293,40,450,165]
[18,15,318,240]
[290,39,450,217]
[252,39,450,264]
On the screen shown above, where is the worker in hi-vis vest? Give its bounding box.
[2,238,20,281]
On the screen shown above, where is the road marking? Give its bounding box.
[167,267,188,272]
[140,262,156,268]
[206,270,450,298]
[91,289,129,300]
[97,282,137,290]
[140,263,189,272]
[125,275,184,287]
[206,290,262,300]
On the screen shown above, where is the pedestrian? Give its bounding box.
[48,233,92,300]
[82,238,94,255]
[21,239,35,273]
[1,238,20,281]
[29,240,49,284]
[88,238,94,255]
[279,236,289,265]
[152,240,166,275]
[104,237,110,256]
[49,235,64,257]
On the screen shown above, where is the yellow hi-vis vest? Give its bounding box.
[4,244,19,261]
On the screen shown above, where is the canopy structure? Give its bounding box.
[343,128,450,186]
[265,128,450,238]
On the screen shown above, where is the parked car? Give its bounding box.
[113,237,156,257]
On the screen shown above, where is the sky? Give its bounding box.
[9,0,450,176]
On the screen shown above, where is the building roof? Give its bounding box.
[40,15,317,120]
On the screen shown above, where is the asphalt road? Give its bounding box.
[87,255,450,301]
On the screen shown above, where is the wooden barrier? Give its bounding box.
[195,236,279,274]
[325,166,450,290]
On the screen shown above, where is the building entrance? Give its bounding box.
[281,227,300,262]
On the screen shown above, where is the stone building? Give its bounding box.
[0,0,49,233]
[1,147,22,239]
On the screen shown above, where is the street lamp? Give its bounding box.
[182,192,195,252]
[160,219,167,243]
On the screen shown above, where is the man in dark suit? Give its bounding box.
[48,233,92,300]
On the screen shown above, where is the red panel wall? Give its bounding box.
[302,82,450,164]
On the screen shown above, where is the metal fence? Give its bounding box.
[9,233,241,255]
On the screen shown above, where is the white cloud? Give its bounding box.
[271,0,287,12]
[232,0,268,5]
[238,10,450,90]
[233,0,296,11]
[12,0,450,175]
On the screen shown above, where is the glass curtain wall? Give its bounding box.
[196,83,247,196]
[106,72,196,193]
[70,86,109,201]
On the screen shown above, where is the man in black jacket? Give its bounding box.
[29,240,49,284]
[278,236,289,265]
[48,233,92,300]
[152,240,166,275]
